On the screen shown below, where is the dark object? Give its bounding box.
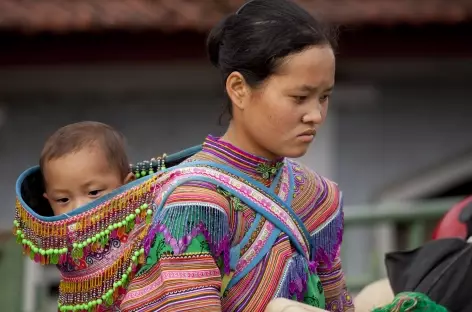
[385,198,472,312]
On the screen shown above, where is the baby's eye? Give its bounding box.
[56,198,69,204]
[89,190,102,196]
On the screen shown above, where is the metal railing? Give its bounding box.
[343,196,464,291]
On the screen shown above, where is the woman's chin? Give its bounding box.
[280,145,310,159]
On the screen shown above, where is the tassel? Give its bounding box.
[126,220,134,233]
[50,253,59,265]
[105,294,113,307]
[138,252,145,264]
[72,247,83,260]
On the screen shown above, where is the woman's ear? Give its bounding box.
[226,71,249,111]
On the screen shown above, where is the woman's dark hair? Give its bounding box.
[207,0,338,119]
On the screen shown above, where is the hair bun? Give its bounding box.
[206,15,232,67]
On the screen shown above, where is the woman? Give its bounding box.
[121,0,351,311]
[13,0,352,311]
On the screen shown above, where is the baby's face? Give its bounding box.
[43,147,126,216]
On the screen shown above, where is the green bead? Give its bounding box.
[46,249,52,255]
[32,247,38,253]
[72,243,78,248]
[60,307,66,312]
[122,273,128,281]
[141,203,148,209]
[113,282,118,288]
[126,215,131,222]
[97,299,103,305]
[91,237,96,243]
[53,249,59,255]
[117,281,122,287]
[16,229,21,235]
[135,208,141,214]
[141,170,146,176]
[140,247,144,254]
[40,249,46,255]
[92,300,98,306]
[131,256,137,262]
[148,170,154,175]
[78,243,84,249]
[130,214,135,220]
[62,248,68,253]
[20,233,25,238]
[127,267,132,273]
[105,229,110,235]
[135,173,140,179]
[86,238,92,244]
[21,239,26,245]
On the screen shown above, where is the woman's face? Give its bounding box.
[234,45,335,159]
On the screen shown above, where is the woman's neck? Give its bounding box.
[221,122,280,161]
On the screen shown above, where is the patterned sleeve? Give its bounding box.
[317,255,354,311]
[315,186,354,312]
[120,183,233,312]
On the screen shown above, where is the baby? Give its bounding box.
[40,121,135,215]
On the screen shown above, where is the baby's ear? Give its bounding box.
[124,172,135,184]
[43,192,49,200]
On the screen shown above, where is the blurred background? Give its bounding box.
[0,0,472,311]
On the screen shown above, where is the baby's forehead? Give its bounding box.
[43,150,121,182]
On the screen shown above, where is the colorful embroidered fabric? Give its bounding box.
[121,136,353,312]
[13,135,352,312]
[372,292,448,312]
[14,169,160,311]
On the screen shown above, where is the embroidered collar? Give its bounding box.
[202,135,284,181]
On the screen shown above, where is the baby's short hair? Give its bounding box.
[40,121,130,179]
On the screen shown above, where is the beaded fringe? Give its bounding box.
[277,254,309,301]
[145,204,231,272]
[311,204,344,268]
[13,175,160,312]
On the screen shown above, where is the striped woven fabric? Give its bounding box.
[120,135,353,311]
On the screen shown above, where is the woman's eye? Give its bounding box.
[320,94,330,103]
[293,95,308,104]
